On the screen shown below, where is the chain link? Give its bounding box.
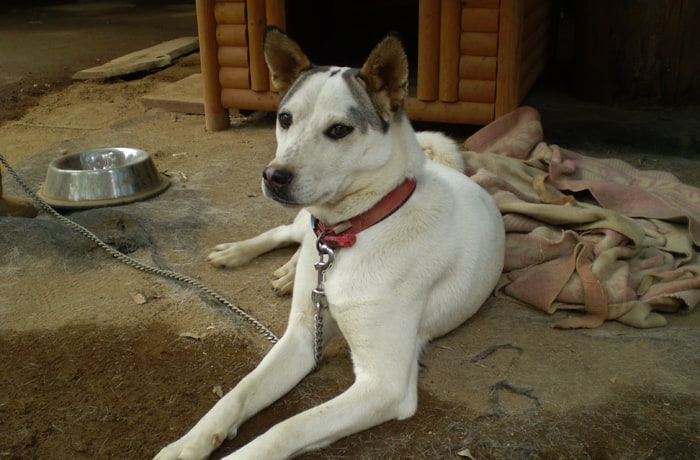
[0,153,279,345]
[311,232,334,369]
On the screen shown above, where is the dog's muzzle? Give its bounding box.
[262,166,296,204]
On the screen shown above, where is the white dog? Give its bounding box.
[207,129,467,296]
[155,27,505,460]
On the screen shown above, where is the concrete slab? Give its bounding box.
[72,36,199,80]
[140,73,204,114]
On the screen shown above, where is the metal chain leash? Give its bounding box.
[311,231,334,369]
[0,153,279,345]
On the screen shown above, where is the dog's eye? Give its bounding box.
[325,124,353,140]
[278,112,292,129]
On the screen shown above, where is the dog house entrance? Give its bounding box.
[285,0,419,78]
[197,0,555,129]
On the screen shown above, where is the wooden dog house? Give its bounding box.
[195,0,554,131]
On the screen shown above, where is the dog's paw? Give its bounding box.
[154,429,229,460]
[270,250,298,296]
[271,269,294,296]
[207,243,254,268]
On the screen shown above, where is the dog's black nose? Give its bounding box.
[263,166,293,186]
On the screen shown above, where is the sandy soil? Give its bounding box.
[1,52,699,460]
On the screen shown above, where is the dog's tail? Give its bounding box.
[416,131,465,173]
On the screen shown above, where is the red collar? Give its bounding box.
[312,178,417,249]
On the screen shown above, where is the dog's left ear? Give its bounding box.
[264,26,312,95]
[359,33,409,116]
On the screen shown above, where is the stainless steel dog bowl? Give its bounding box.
[38,147,170,208]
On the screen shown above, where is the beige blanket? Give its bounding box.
[464,106,700,328]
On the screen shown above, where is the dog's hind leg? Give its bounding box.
[208,209,308,268]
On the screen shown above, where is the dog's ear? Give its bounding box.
[264,26,312,95]
[359,33,409,116]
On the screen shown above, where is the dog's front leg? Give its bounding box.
[154,308,322,460]
[222,317,423,460]
[223,378,415,460]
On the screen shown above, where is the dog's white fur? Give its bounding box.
[207,130,466,296]
[156,28,504,460]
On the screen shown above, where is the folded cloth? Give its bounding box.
[464,106,700,328]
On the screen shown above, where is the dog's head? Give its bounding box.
[261,27,414,218]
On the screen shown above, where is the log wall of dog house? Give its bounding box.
[197,0,554,130]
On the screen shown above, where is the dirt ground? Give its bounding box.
[0,0,197,125]
[1,4,700,460]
